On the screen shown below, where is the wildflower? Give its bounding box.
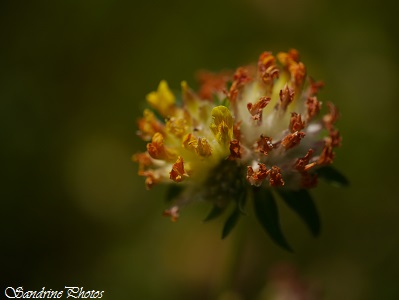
[133,50,348,250]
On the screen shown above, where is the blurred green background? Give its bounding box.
[1,0,398,299]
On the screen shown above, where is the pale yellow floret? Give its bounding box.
[146,80,176,116]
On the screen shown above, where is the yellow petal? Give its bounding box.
[210,106,233,145]
[146,80,176,116]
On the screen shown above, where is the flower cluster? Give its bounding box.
[133,49,346,248]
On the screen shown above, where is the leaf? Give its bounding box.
[203,205,224,222]
[221,207,241,239]
[165,184,184,203]
[237,192,247,215]
[316,166,349,187]
[235,185,247,215]
[253,188,292,252]
[276,189,321,237]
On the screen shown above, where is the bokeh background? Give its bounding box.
[1,0,398,299]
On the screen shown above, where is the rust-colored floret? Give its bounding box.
[277,49,306,88]
[256,135,274,156]
[269,166,284,187]
[247,163,269,186]
[293,149,318,188]
[144,174,156,190]
[163,206,179,222]
[306,96,322,122]
[229,139,242,159]
[170,156,187,182]
[294,149,318,188]
[138,170,158,190]
[323,102,339,131]
[258,52,279,87]
[294,149,317,173]
[233,121,242,140]
[328,129,342,148]
[290,62,306,87]
[228,67,251,102]
[247,97,271,123]
[317,140,335,165]
[279,84,295,111]
[197,71,229,101]
[133,152,152,171]
[277,49,300,66]
[281,131,306,150]
[308,77,325,96]
[289,113,305,133]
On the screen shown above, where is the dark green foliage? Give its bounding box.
[220,182,247,238]
[236,186,247,214]
[204,205,224,222]
[277,189,321,237]
[222,207,241,239]
[184,160,347,249]
[316,166,349,187]
[253,188,292,252]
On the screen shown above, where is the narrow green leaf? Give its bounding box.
[276,189,321,237]
[165,184,184,203]
[221,207,241,239]
[316,166,349,187]
[236,188,247,215]
[204,205,224,222]
[253,188,292,252]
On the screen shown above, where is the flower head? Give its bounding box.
[133,49,347,249]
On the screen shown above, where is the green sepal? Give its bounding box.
[316,166,349,187]
[165,184,184,203]
[221,207,241,239]
[253,187,292,252]
[221,97,230,107]
[276,189,321,237]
